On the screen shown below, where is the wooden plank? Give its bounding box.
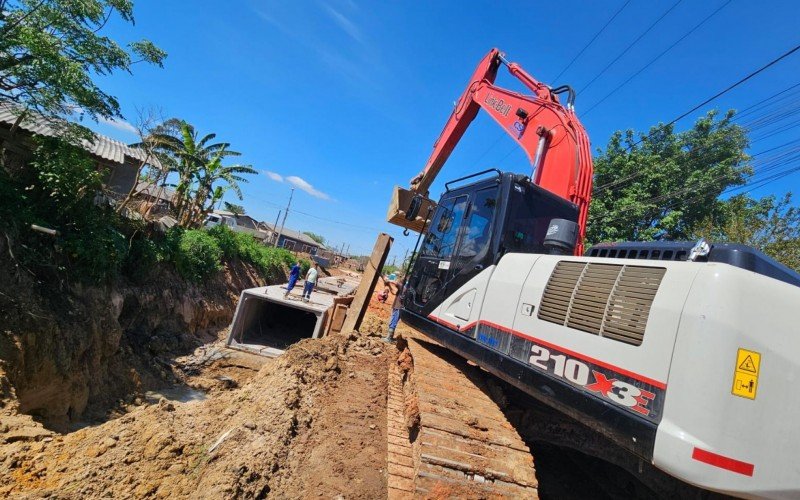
[342,233,393,333]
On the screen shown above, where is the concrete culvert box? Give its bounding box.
[226,285,335,357]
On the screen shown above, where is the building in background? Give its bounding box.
[0,104,160,196]
[259,223,325,255]
[133,181,176,215]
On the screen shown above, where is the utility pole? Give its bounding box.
[271,210,281,246]
[344,244,350,257]
[276,188,294,249]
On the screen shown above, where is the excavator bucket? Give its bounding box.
[386,186,436,233]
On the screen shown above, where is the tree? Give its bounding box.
[223,202,245,216]
[143,119,256,227]
[115,107,168,214]
[694,193,800,272]
[588,110,750,244]
[0,0,166,121]
[302,231,325,245]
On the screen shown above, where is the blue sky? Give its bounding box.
[88,0,800,262]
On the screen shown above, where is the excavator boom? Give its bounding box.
[388,48,593,254]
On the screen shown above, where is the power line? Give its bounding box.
[589,140,800,227]
[289,208,385,232]
[594,138,800,209]
[578,0,683,95]
[734,81,800,118]
[592,41,800,194]
[245,194,385,232]
[751,117,800,142]
[471,1,627,180]
[470,132,506,169]
[581,0,733,117]
[552,0,632,82]
[655,43,800,130]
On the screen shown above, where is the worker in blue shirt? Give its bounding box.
[284,262,302,298]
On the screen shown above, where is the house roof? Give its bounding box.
[0,104,161,169]
[135,181,175,203]
[211,210,260,230]
[261,223,326,249]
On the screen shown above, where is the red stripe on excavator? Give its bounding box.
[692,448,754,477]
[428,315,666,390]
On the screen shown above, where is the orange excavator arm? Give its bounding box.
[389,48,593,255]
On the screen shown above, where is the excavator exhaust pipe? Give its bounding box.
[386,186,436,233]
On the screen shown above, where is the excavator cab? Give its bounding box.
[404,170,579,317]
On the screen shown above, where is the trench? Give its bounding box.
[238,300,318,350]
[227,286,334,356]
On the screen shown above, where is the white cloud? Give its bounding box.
[264,170,284,182]
[252,3,378,87]
[285,175,330,200]
[321,4,363,43]
[97,116,138,135]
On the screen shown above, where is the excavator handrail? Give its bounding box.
[444,168,502,192]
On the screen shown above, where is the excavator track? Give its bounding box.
[387,328,538,498]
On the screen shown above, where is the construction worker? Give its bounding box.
[284,261,301,298]
[302,263,319,302]
[385,282,403,342]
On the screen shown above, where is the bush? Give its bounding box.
[0,137,136,284]
[205,225,301,282]
[172,229,223,282]
[206,224,241,258]
[382,264,400,276]
[122,230,162,282]
[62,212,128,283]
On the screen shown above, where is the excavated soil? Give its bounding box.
[0,328,392,499]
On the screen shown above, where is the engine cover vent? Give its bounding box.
[538,261,666,346]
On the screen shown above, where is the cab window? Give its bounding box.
[420,195,467,259]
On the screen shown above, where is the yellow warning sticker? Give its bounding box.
[731,348,761,400]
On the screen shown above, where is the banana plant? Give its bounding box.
[140,119,255,227]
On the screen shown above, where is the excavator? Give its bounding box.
[387,48,800,498]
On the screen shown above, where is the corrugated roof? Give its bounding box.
[0,104,161,168]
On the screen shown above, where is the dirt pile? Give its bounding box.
[0,257,266,427]
[0,329,391,499]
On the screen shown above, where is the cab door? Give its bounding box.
[406,183,500,326]
[434,185,500,330]
[405,193,469,316]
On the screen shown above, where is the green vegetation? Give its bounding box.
[0,137,130,283]
[589,110,750,243]
[171,230,223,282]
[0,139,307,284]
[206,225,297,281]
[302,231,326,245]
[0,1,303,286]
[381,265,400,276]
[694,193,800,271]
[0,0,166,121]
[588,110,799,271]
[138,119,257,228]
[223,202,245,216]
